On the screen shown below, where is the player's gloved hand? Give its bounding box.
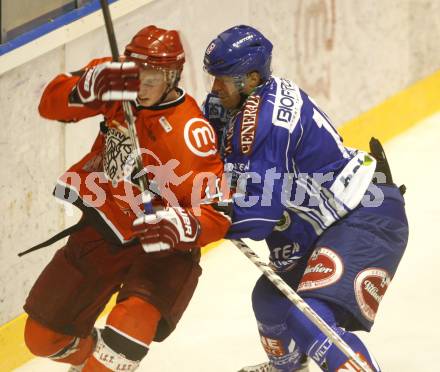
[132,207,200,253]
[76,61,140,103]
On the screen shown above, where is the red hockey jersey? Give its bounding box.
[39,59,229,247]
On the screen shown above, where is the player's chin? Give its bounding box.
[138,96,154,106]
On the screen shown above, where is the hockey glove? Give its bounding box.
[76,61,140,103]
[132,207,200,253]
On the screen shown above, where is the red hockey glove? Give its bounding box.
[132,207,201,253]
[76,61,140,103]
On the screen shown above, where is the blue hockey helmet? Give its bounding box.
[203,25,273,81]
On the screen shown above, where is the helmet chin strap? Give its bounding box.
[233,75,263,111]
[226,75,248,112]
[236,93,249,110]
[157,84,174,105]
[159,69,182,105]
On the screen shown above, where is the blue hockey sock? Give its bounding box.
[251,272,308,370]
[255,320,306,371]
[286,298,380,371]
[324,332,381,371]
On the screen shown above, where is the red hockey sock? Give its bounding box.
[83,296,161,371]
[106,296,161,345]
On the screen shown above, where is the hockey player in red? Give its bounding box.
[23,25,230,371]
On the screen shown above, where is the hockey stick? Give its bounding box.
[99,0,154,214]
[231,238,373,372]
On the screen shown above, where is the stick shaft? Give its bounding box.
[232,239,372,372]
[99,0,119,60]
[98,0,153,213]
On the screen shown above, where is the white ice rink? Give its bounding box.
[16,113,440,372]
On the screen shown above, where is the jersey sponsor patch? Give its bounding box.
[240,95,260,154]
[271,243,301,262]
[158,116,172,133]
[310,337,332,365]
[223,120,235,156]
[272,77,302,133]
[336,352,372,371]
[183,118,217,157]
[260,336,286,357]
[297,247,344,291]
[354,268,391,322]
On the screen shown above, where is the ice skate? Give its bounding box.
[67,362,85,372]
[238,356,309,372]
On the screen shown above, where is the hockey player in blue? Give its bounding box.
[202,25,408,372]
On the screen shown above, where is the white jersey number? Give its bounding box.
[312,108,350,159]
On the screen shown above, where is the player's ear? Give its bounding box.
[244,71,262,93]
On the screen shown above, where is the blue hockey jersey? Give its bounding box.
[203,77,376,270]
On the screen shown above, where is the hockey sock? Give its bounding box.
[324,332,381,371]
[24,317,95,365]
[106,296,161,347]
[286,298,380,371]
[83,296,161,371]
[253,319,308,371]
[251,271,309,370]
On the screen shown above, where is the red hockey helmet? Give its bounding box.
[124,25,185,71]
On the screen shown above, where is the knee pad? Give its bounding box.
[24,317,94,365]
[25,316,78,357]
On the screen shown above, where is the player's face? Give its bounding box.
[138,67,168,106]
[211,75,244,110]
